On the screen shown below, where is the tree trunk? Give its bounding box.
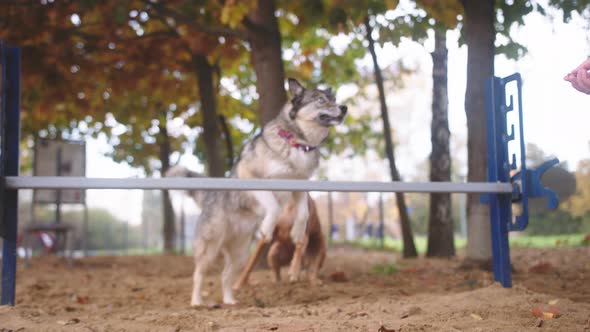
[159,124,176,254]
[218,114,235,170]
[462,0,495,261]
[213,63,235,170]
[193,53,225,177]
[426,27,455,258]
[246,0,287,125]
[365,17,418,258]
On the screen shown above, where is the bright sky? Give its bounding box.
[326,10,590,182]
[84,10,590,225]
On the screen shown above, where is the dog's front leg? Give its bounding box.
[233,191,280,290]
[308,240,326,286]
[288,192,310,282]
[267,241,283,283]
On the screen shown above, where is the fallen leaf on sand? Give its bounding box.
[528,262,554,274]
[470,313,483,321]
[401,267,420,274]
[71,295,89,305]
[400,306,422,319]
[57,318,80,326]
[548,299,559,305]
[329,271,349,282]
[377,325,398,332]
[531,304,561,319]
[421,278,436,286]
[254,298,266,308]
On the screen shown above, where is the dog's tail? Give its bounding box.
[164,165,206,205]
[164,165,203,178]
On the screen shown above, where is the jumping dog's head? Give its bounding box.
[286,78,347,127]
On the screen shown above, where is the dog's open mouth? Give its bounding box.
[319,114,333,122]
[319,113,345,126]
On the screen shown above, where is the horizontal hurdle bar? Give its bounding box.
[4,176,514,194]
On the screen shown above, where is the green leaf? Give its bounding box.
[113,5,128,26]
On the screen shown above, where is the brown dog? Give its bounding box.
[236,194,326,287]
[268,195,326,284]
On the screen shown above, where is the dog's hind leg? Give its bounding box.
[191,237,221,306]
[191,261,207,306]
[222,239,250,304]
[221,250,238,304]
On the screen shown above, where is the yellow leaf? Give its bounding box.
[176,25,188,37]
[470,313,483,321]
[220,5,231,25]
[385,0,399,9]
[548,299,559,305]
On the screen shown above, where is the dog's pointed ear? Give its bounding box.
[288,78,305,97]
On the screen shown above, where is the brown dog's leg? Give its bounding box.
[233,238,267,290]
[308,240,326,286]
[288,235,308,282]
[267,241,282,283]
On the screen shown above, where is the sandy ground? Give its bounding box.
[1,245,589,332]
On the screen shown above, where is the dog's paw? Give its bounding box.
[308,277,323,286]
[190,300,204,307]
[190,292,205,307]
[288,265,302,282]
[288,273,300,283]
[223,297,239,305]
[232,278,251,291]
[232,281,244,291]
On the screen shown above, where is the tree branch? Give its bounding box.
[150,13,196,56]
[241,16,268,36]
[143,0,248,40]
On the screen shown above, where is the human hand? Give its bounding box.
[564,58,590,94]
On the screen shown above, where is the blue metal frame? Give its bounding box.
[484,73,558,287]
[0,40,21,305]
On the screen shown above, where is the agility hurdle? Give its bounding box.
[0,41,559,305]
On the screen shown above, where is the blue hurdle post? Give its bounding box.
[484,73,559,287]
[485,75,518,287]
[1,40,22,305]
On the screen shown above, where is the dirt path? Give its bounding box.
[1,245,589,331]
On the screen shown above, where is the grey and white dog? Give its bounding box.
[171,78,346,306]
